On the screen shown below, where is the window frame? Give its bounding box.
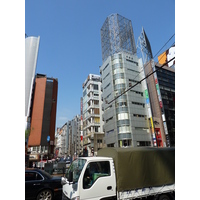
[82,161,111,190]
[25,171,44,182]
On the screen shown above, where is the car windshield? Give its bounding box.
[65,158,86,183]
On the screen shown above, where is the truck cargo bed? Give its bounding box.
[97,147,175,192]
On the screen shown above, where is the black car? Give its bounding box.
[25,168,62,200]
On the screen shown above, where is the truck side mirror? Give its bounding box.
[61,177,67,185]
[68,171,73,183]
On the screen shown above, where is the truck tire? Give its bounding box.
[158,194,170,200]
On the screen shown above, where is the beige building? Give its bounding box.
[82,74,105,156]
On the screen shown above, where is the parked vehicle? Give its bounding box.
[61,147,175,200]
[25,168,62,200]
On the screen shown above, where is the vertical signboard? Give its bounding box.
[80,98,83,141]
[144,86,156,146]
[151,60,170,146]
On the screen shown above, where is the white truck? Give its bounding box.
[61,147,175,200]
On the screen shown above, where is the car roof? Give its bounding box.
[25,168,52,179]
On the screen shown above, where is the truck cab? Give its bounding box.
[61,157,116,200]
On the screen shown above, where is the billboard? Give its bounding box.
[158,45,175,68]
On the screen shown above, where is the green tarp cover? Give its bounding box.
[97,147,175,192]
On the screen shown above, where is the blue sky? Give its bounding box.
[25,0,175,128]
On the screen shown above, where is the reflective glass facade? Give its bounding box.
[101,14,136,63]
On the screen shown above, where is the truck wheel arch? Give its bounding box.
[158,194,171,200]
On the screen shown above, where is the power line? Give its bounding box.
[107,56,175,105]
[133,34,175,84]
[145,41,175,78]
[104,33,175,105]
[153,34,175,59]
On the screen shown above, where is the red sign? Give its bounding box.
[159,101,163,108]
[155,78,158,84]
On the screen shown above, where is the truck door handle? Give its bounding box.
[107,186,112,190]
[33,183,40,186]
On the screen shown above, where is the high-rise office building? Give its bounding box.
[25,36,40,130]
[82,74,105,155]
[28,74,58,165]
[100,14,152,147]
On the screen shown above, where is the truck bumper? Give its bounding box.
[62,192,70,200]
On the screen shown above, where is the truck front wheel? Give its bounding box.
[158,194,170,200]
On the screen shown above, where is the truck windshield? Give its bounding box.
[65,158,86,183]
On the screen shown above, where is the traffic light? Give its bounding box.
[91,147,94,155]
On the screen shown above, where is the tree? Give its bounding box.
[25,129,30,141]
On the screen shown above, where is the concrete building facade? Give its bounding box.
[82,74,105,156]
[100,52,152,147]
[27,74,58,163]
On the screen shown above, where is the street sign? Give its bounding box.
[47,136,50,142]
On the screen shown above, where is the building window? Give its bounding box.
[93,84,98,90]
[83,89,86,97]
[127,68,139,73]
[94,100,99,105]
[132,101,145,107]
[94,126,99,132]
[103,72,110,80]
[106,129,114,135]
[114,78,125,85]
[118,113,129,120]
[94,108,99,114]
[133,114,147,119]
[103,63,109,71]
[94,117,100,123]
[104,83,110,90]
[119,126,130,133]
[137,141,151,147]
[130,90,143,96]
[129,79,139,83]
[106,117,113,123]
[115,101,127,107]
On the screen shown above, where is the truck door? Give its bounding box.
[80,160,115,200]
